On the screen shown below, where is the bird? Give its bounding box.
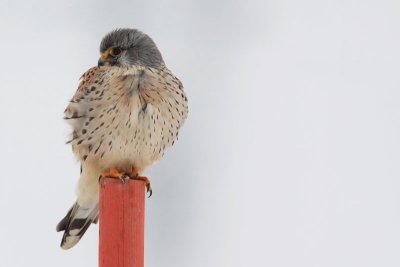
[56,28,188,249]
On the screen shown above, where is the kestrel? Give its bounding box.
[56,28,188,249]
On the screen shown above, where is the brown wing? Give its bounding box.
[64,66,107,144]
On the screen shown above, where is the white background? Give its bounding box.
[0,0,400,266]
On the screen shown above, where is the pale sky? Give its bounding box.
[0,0,400,266]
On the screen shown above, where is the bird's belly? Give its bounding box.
[96,123,164,174]
[74,102,171,174]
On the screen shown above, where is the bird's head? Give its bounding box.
[98,28,164,69]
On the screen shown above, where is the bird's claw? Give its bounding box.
[146,184,153,198]
[98,167,153,196]
[129,175,152,198]
[98,168,128,184]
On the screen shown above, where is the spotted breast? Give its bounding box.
[65,65,188,175]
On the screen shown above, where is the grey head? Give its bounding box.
[98,28,164,69]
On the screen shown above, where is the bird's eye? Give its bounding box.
[109,47,122,57]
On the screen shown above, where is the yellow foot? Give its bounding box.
[130,167,152,197]
[130,167,139,178]
[98,168,128,184]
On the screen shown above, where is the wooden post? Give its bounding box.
[99,178,145,267]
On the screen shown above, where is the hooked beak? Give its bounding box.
[98,53,109,67]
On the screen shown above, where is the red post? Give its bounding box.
[99,178,145,267]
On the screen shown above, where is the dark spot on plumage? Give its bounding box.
[91,86,96,91]
[94,141,103,154]
[82,129,87,134]
[101,152,105,158]
[100,122,104,127]
[89,117,95,121]
[77,139,83,145]
[83,155,88,161]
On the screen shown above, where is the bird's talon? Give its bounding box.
[99,168,126,183]
[128,172,153,197]
[147,186,153,198]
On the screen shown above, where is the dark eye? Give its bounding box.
[109,47,122,57]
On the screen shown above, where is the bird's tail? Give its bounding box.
[56,201,99,249]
